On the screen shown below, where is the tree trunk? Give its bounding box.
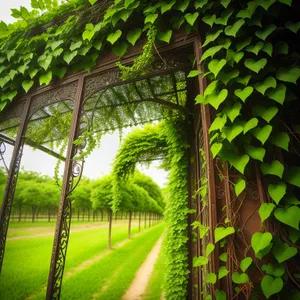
[48,208,51,222]
[138,212,141,232]
[149,212,151,227]
[77,208,80,221]
[108,210,112,250]
[32,206,35,223]
[144,212,147,228]
[18,207,22,222]
[128,211,132,239]
[82,209,85,221]
[88,209,90,221]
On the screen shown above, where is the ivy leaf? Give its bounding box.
[219,253,228,262]
[261,276,283,299]
[262,42,273,56]
[206,89,228,110]
[112,42,128,57]
[253,106,278,123]
[107,30,122,44]
[161,0,176,14]
[235,178,246,196]
[211,143,223,158]
[218,266,229,279]
[175,0,189,12]
[194,0,208,9]
[246,145,265,162]
[234,87,253,102]
[22,80,34,93]
[251,232,273,257]
[284,166,300,188]
[278,0,292,5]
[53,67,67,79]
[272,240,298,262]
[274,206,300,230]
[223,124,243,142]
[268,181,287,204]
[70,41,83,52]
[232,272,249,284]
[144,14,158,24]
[258,0,276,10]
[252,125,272,144]
[89,0,97,4]
[29,69,38,79]
[124,0,135,8]
[214,226,235,243]
[215,9,233,26]
[259,203,275,222]
[206,273,217,284]
[193,256,208,267]
[39,55,52,71]
[285,21,300,34]
[225,19,245,37]
[245,41,264,55]
[236,75,251,86]
[262,263,285,277]
[1,90,17,102]
[215,290,226,300]
[63,51,77,64]
[244,58,267,73]
[50,40,63,51]
[210,115,227,132]
[223,102,242,123]
[276,67,300,84]
[202,30,223,48]
[266,84,286,105]
[270,132,290,151]
[202,14,216,27]
[157,30,172,43]
[236,37,252,52]
[206,243,215,257]
[184,12,199,26]
[39,71,52,86]
[289,228,300,244]
[187,70,200,78]
[255,24,277,40]
[208,59,226,78]
[220,0,231,8]
[214,66,237,83]
[254,77,277,95]
[243,118,258,134]
[126,28,142,46]
[260,160,284,178]
[201,45,223,62]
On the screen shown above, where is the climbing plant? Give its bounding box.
[0,0,300,299]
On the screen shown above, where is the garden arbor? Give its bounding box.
[0,0,299,299]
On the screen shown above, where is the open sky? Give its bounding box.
[0,1,168,187]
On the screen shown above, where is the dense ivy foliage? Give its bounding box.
[111,120,189,299]
[1,0,300,298]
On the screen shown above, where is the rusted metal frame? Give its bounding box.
[186,75,200,300]
[46,76,85,300]
[24,138,66,161]
[193,38,220,294]
[0,134,65,161]
[0,97,32,273]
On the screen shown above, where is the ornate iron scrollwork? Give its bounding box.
[0,145,23,272]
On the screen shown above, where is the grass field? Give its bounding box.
[0,221,164,300]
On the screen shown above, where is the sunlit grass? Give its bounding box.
[0,222,140,300]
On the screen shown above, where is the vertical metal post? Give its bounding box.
[0,98,31,273]
[46,76,85,300]
[194,38,220,294]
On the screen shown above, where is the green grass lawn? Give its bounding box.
[60,224,164,300]
[143,245,165,300]
[0,221,142,300]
